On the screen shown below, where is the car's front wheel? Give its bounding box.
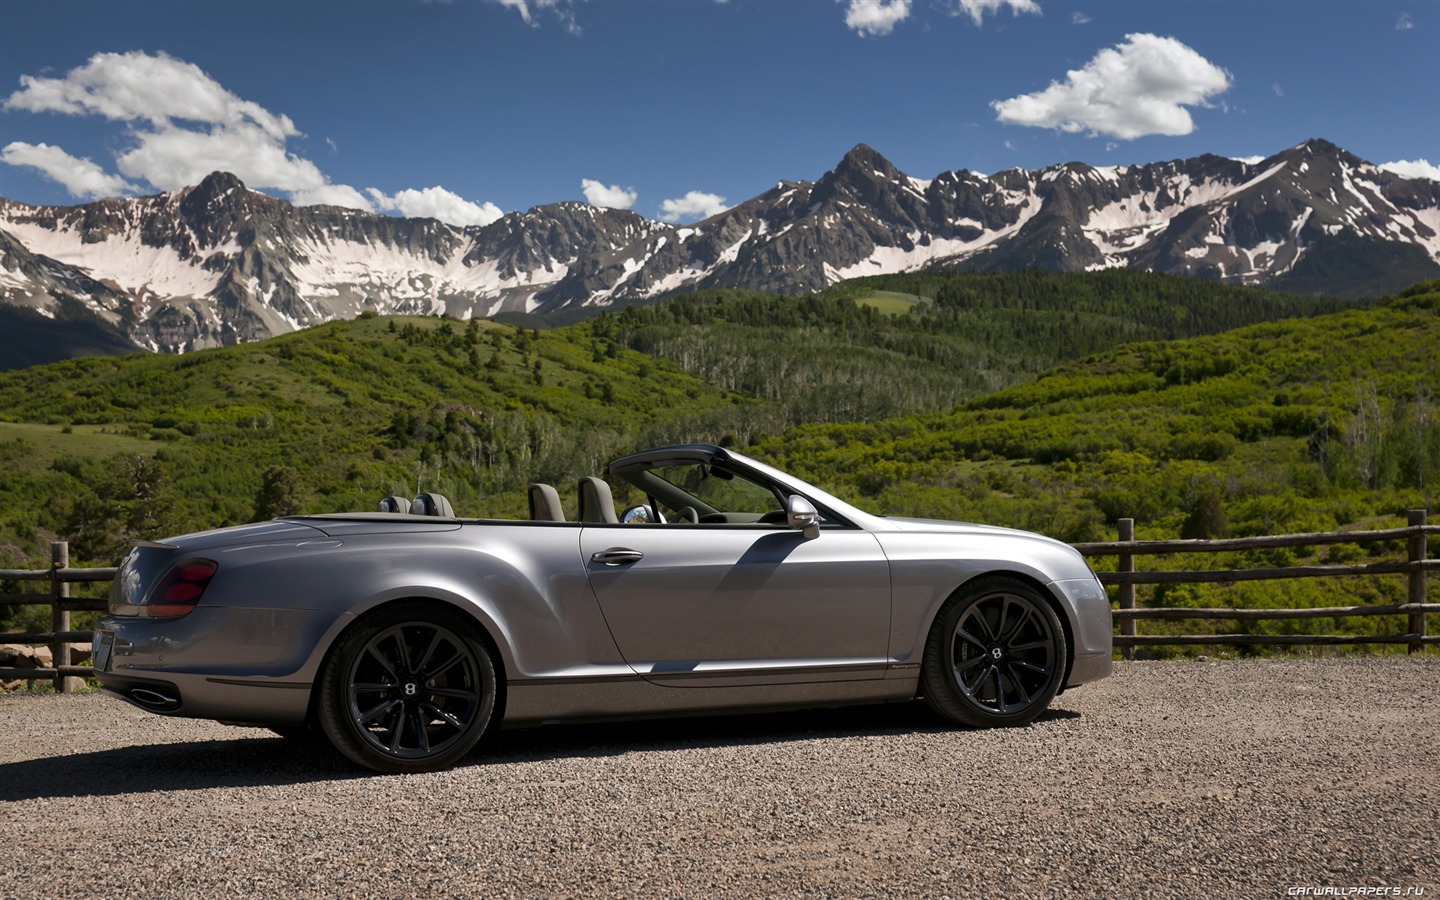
[319,602,497,773]
[921,577,1067,728]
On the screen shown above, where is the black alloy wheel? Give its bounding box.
[320,603,496,773]
[921,577,1067,728]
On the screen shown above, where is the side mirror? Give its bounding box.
[786,495,820,539]
[621,504,663,524]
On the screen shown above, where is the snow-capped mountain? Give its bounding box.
[2,139,1437,355]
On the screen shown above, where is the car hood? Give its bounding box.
[881,516,1073,547]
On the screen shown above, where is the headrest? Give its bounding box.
[528,483,565,522]
[410,493,455,517]
[577,476,619,524]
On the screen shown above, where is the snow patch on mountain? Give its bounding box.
[1,218,221,300]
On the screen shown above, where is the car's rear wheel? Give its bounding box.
[319,602,496,773]
[921,577,1067,728]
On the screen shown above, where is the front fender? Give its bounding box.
[876,530,1101,667]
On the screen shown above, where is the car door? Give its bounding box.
[579,524,891,687]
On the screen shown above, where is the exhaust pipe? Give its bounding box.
[129,687,181,710]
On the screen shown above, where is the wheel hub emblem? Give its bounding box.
[403,682,418,697]
[990,646,1003,661]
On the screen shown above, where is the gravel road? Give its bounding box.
[2,658,1437,899]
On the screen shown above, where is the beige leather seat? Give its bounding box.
[528,483,565,522]
[577,476,619,524]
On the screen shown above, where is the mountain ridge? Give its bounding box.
[2,138,1437,355]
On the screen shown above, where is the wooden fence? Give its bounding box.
[1,510,1436,690]
[1074,509,1437,654]
[0,542,115,691]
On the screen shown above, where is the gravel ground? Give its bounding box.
[1,658,1437,899]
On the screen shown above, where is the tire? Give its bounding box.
[921,577,1067,728]
[319,602,497,773]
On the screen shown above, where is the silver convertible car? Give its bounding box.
[94,444,1112,772]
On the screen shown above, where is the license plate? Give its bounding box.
[93,631,115,673]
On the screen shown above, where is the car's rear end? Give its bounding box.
[93,521,346,727]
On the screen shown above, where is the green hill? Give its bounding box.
[754,281,1440,538]
[606,270,1369,431]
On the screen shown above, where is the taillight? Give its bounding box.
[143,558,219,617]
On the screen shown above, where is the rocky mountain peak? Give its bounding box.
[193,170,248,196]
[1272,138,1368,173]
[829,144,902,187]
[1294,137,1341,156]
[811,143,913,216]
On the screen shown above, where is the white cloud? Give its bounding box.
[1380,159,1440,181]
[1,53,507,224]
[0,50,372,208]
[581,178,638,209]
[990,33,1232,140]
[1396,11,1414,30]
[1271,82,1284,97]
[659,191,728,223]
[294,184,377,210]
[955,0,1041,27]
[367,186,504,226]
[496,0,533,23]
[842,0,912,36]
[1230,155,1266,165]
[113,121,330,193]
[496,0,580,34]
[0,141,139,200]
[1071,11,1091,25]
[4,51,296,141]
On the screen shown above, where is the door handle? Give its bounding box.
[591,547,644,566]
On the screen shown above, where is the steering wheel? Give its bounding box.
[758,509,789,525]
[676,506,699,524]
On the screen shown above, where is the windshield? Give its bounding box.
[649,463,781,515]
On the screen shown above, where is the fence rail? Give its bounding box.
[0,541,115,691]
[2,510,1436,690]
[1075,508,1436,654]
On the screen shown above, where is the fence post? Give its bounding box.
[1118,518,1135,660]
[1409,509,1428,655]
[50,540,73,692]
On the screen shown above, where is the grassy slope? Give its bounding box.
[607,271,1372,435]
[756,283,1440,530]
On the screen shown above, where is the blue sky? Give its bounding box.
[1,0,1435,226]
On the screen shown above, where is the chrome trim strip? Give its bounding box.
[642,662,889,682]
[509,673,645,687]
